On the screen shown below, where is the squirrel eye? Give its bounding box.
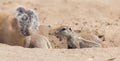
[69,28,72,31]
[61,28,66,31]
[59,28,66,32]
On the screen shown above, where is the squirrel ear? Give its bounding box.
[61,28,66,31]
[16,5,26,13]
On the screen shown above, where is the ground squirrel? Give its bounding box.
[16,6,52,48]
[55,26,102,49]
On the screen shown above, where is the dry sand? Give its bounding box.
[0,0,120,61]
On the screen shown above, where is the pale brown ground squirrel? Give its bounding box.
[55,26,102,49]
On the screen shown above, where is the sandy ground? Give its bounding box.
[0,0,120,61]
[0,43,120,61]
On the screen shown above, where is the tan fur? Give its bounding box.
[55,26,102,49]
[23,25,52,49]
[75,29,102,43]
[24,33,52,49]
